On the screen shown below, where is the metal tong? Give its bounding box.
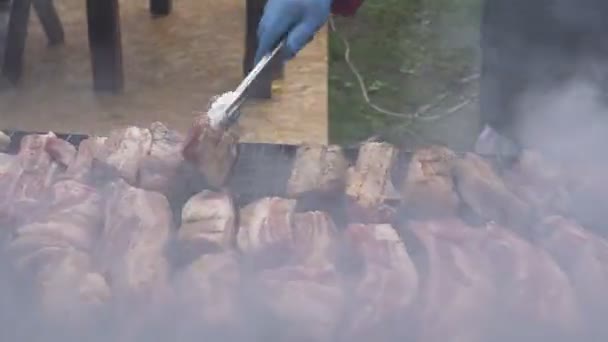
[217,40,286,129]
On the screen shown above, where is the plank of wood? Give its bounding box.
[1,0,33,84]
[33,0,64,46]
[86,0,124,93]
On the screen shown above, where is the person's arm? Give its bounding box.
[331,0,364,16]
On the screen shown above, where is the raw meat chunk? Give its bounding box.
[97,179,171,300]
[400,146,460,218]
[138,122,186,194]
[341,223,419,341]
[177,190,236,258]
[94,126,153,185]
[452,153,533,229]
[182,115,238,188]
[237,197,296,269]
[286,144,349,198]
[345,142,400,223]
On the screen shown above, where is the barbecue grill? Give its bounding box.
[1,129,509,207]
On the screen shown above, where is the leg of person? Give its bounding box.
[0,0,9,12]
[1,0,32,85]
[86,0,124,93]
[33,0,64,46]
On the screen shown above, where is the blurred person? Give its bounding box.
[257,0,608,160]
[477,0,608,160]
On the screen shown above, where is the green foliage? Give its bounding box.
[328,0,482,146]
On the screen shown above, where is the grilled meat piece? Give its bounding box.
[7,179,104,274]
[35,249,110,327]
[400,146,460,219]
[452,153,533,229]
[237,197,296,269]
[138,122,186,194]
[340,223,419,342]
[536,216,608,338]
[182,115,238,189]
[406,219,496,342]
[172,252,242,330]
[478,222,582,339]
[292,211,338,266]
[345,142,400,223]
[177,190,237,258]
[286,144,349,199]
[93,127,153,185]
[96,180,171,302]
[0,133,72,230]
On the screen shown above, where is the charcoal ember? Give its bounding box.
[503,150,572,217]
[35,249,110,325]
[256,264,344,342]
[477,222,581,338]
[237,197,296,269]
[292,211,338,265]
[452,153,533,229]
[286,144,349,198]
[93,126,152,185]
[138,122,186,194]
[177,190,236,259]
[406,219,496,342]
[7,179,104,274]
[182,115,238,188]
[345,142,400,223]
[0,131,9,152]
[0,134,68,229]
[172,252,242,330]
[535,216,608,336]
[340,223,419,341]
[97,179,171,300]
[400,146,460,218]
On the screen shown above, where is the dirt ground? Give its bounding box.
[0,0,328,144]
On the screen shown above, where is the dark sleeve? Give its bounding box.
[331,0,363,16]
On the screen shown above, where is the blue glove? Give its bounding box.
[255,0,331,64]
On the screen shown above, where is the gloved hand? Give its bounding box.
[255,0,331,64]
